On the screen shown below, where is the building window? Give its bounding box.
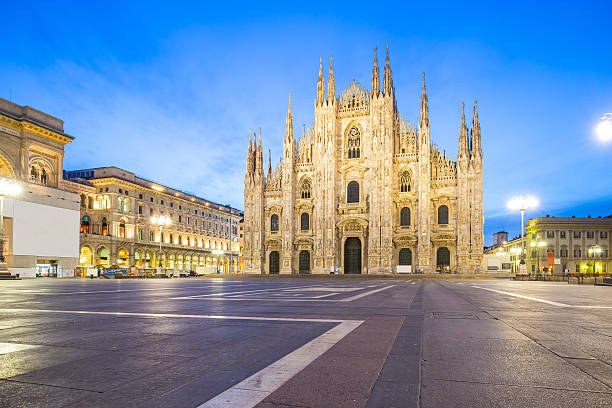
[161,200,164,205]
[531,250,537,258]
[138,205,143,215]
[576,264,580,273]
[347,126,361,159]
[400,207,410,226]
[138,228,143,240]
[601,231,608,239]
[546,231,554,238]
[88,196,93,209]
[400,171,411,192]
[149,231,154,241]
[574,248,581,257]
[186,217,190,225]
[80,194,86,208]
[301,179,311,199]
[301,213,309,230]
[438,205,449,225]
[150,197,154,202]
[139,193,143,199]
[80,216,90,234]
[270,214,279,232]
[101,218,108,236]
[587,231,594,239]
[574,231,581,238]
[179,215,182,223]
[118,221,126,238]
[560,249,568,257]
[560,231,566,239]
[347,181,359,203]
[150,208,153,216]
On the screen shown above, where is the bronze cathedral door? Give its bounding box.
[344,237,362,274]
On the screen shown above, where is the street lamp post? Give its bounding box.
[150,215,171,271]
[531,240,547,278]
[212,249,223,274]
[508,195,538,275]
[0,178,22,273]
[588,244,601,278]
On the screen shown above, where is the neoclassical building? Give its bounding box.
[243,47,484,274]
[64,167,242,273]
[0,97,80,277]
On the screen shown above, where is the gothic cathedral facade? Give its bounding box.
[243,47,483,274]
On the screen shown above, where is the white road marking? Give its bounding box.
[0,342,40,354]
[174,285,397,302]
[0,287,177,295]
[198,320,362,408]
[172,285,320,300]
[340,285,395,301]
[284,287,361,292]
[0,307,362,408]
[0,308,350,323]
[472,286,612,309]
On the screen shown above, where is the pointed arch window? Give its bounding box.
[400,171,411,192]
[438,205,449,225]
[400,207,410,226]
[301,179,311,199]
[270,214,279,232]
[118,220,126,238]
[347,126,361,159]
[347,181,359,203]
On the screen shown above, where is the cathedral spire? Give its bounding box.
[383,44,393,96]
[246,128,254,174]
[471,100,482,158]
[267,149,272,180]
[372,46,380,96]
[459,102,469,160]
[255,128,263,175]
[419,72,429,128]
[327,55,335,104]
[286,94,293,141]
[316,56,325,106]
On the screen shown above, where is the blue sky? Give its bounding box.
[1,1,611,244]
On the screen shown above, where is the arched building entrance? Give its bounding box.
[269,251,279,274]
[399,248,412,266]
[344,237,362,274]
[299,250,310,274]
[437,247,451,271]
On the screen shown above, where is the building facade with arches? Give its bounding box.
[243,48,484,274]
[64,167,242,274]
[0,97,80,277]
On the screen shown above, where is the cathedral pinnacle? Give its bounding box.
[471,100,481,158]
[286,94,293,141]
[383,44,393,96]
[459,102,469,160]
[327,55,335,104]
[372,46,380,96]
[316,56,325,106]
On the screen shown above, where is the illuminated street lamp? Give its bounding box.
[507,195,538,269]
[596,113,612,143]
[212,249,223,273]
[588,245,601,277]
[150,215,171,268]
[0,178,22,268]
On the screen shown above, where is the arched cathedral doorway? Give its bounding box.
[344,238,362,274]
[269,251,279,274]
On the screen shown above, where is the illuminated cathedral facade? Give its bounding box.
[243,47,483,274]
